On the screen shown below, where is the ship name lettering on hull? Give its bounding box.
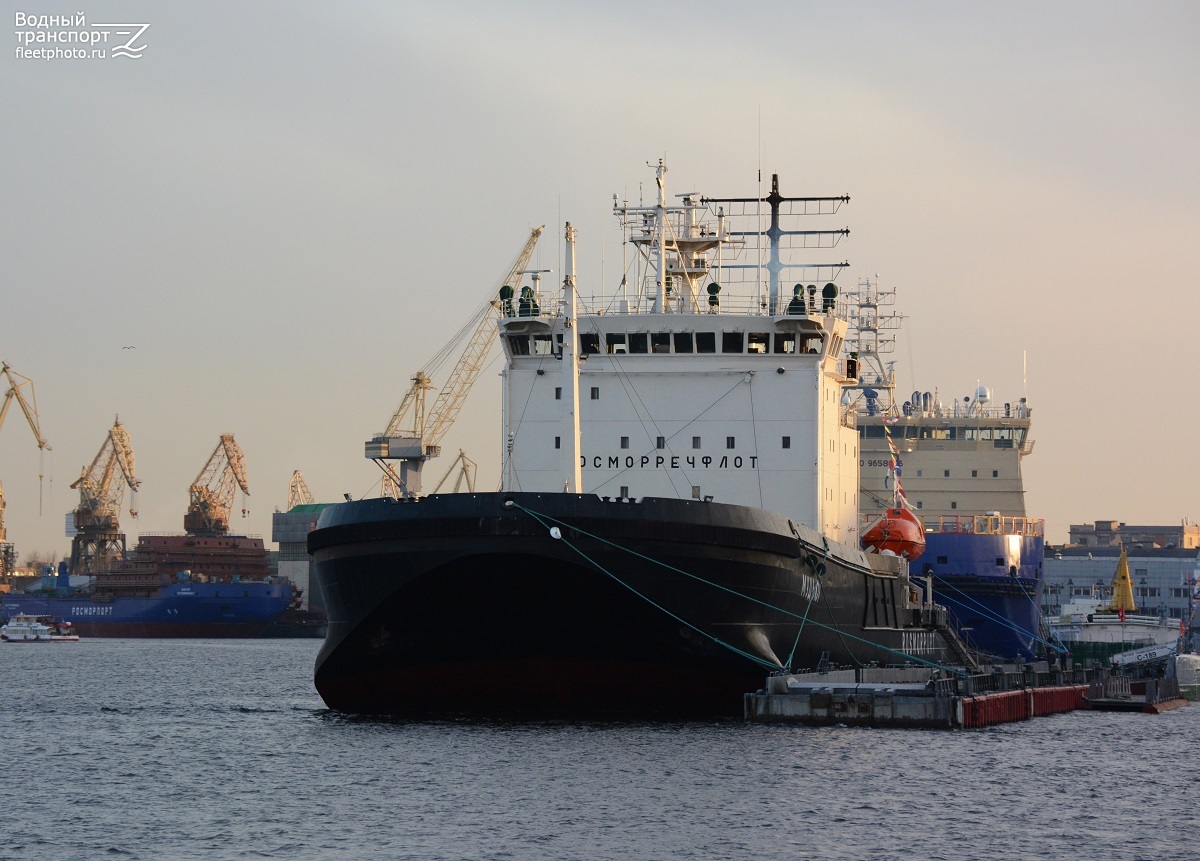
[70,606,114,616]
[580,455,759,470]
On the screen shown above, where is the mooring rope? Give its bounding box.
[510,500,963,674]
[925,570,1066,654]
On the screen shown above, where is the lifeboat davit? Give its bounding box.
[861,508,926,561]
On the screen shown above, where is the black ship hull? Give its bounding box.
[309,492,956,717]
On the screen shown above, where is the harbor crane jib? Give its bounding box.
[185,434,250,536]
[69,417,141,574]
[366,226,544,497]
[430,449,477,494]
[0,360,51,540]
[288,469,316,510]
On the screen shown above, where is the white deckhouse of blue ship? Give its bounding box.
[499,161,860,545]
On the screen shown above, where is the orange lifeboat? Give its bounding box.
[861,508,926,561]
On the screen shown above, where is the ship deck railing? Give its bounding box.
[856,404,1031,422]
[955,665,1101,697]
[921,514,1045,538]
[508,290,855,320]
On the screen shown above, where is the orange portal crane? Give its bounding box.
[185,434,249,536]
[69,417,140,574]
[366,227,544,497]
[0,360,51,541]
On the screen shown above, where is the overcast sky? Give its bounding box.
[2,0,1197,560]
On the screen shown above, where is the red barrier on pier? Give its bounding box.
[959,685,1086,728]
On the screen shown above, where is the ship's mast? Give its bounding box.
[843,275,902,416]
[703,176,850,313]
[560,222,582,492]
[654,160,667,313]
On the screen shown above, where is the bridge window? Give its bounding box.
[651,333,671,353]
[507,335,530,355]
[774,333,796,354]
[533,335,554,355]
[580,333,600,355]
[629,333,648,353]
[606,333,627,354]
[673,333,694,353]
[722,332,744,353]
[747,333,769,354]
[696,332,716,353]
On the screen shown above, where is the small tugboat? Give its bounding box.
[1,614,81,642]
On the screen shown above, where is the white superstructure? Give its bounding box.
[843,276,1036,523]
[498,163,862,541]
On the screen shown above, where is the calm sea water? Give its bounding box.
[2,638,1197,861]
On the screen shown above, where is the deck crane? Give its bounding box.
[0,361,51,541]
[68,417,141,574]
[288,469,316,510]
[365,226,544,497]
[184,434,250,536]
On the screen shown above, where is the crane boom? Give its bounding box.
[430,450,477,494]
[68,417,141,574]
[185,434,250,536]
[71,417,140,522]
[0,361,50,452]
[288,470,316,509]
[424,227,544,445]
[367,226,544,497]
[1,360,51,533]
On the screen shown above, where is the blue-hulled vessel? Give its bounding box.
[1,535,297,637]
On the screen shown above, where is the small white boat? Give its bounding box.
[0,614,81,642]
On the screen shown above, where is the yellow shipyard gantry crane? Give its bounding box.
[69,417,140,574]
[185,434,250,536]
[366,227,544,498]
